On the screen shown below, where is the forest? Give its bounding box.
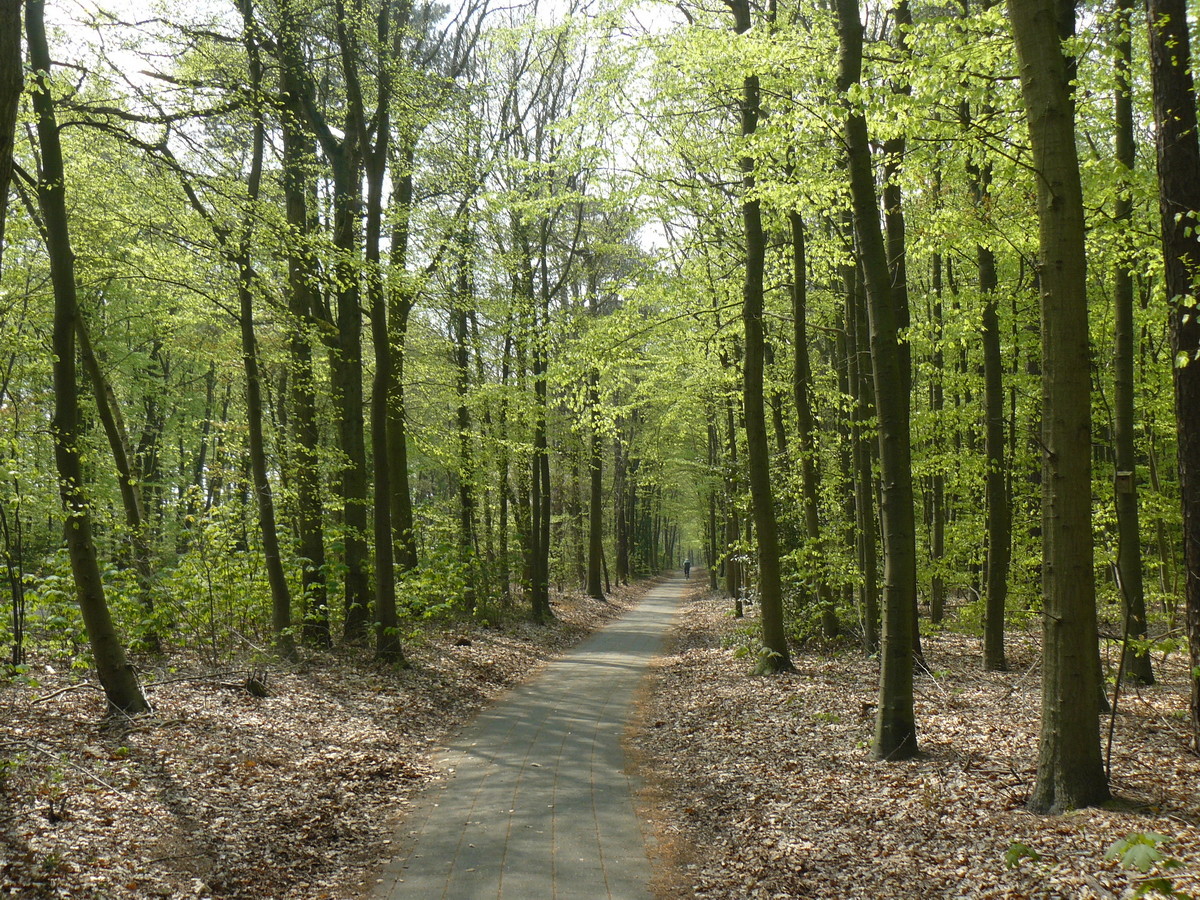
[1,0,1200,894]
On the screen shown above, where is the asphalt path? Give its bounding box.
[368,576,686,900]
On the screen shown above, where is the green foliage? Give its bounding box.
[1003,841,1041,869]
[1106,833,1194,899]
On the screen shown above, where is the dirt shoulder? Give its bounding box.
[631,589,1200,899]
[0,585,646,899]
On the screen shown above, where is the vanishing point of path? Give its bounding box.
[369,577,687,900]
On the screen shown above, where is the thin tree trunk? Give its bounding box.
[1112,0,1153,684]
[28,0,148,713]
[236,6,294,659]
[971,153,1011,672]
[0,0,20,271]
[791,212,838,638]
[836,0,917,758]
[930,251,947,624]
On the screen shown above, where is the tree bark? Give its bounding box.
[836,0,917,758]
[1008,0,1109,811]
[0,0,20,271]
[1112,0,1153,684]
[27,0,148,714]
[791,212,838,639]
[728,0,791,671]
[280,53,329,648]
[1147,0,1200,752]
[236,3,294,660]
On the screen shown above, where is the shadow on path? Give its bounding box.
[367,578,687,900]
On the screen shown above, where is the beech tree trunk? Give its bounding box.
[968,136,1011,671]
[836,0,917,758]
[28,0,148,714]
[280,59,329,647]
[843,250,879,653]
[1147,0,1200,751]
[0,0,19,271]
[1111,0,1153,684]
[726,0,791,671]
[1008,0,1109,812]
[236,7,294,660]
[791,212,838,639]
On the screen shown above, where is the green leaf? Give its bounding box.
[1107,833,1171,873]
[1004,841,1041,869]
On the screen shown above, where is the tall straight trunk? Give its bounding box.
[387,149,419,573]
[0,0,20,270]
[452,246,477,614]
[1008,0,1109,811]
[365,38,403,663]
[530,275,552,623]
[586,370,604,599]
[1112,0,1153,684]
[724,392,744,615]
[730,0,792,674]
[235,7,294,660]
[1147,0,1200,751]
[844,253,879,652]
[329,169,370,641]
[28,0,148,713]
[971,151,1011,671]
[791,212,838,638]
[276,0,370,639]
[836,0,917,758]
[498,329,514,602]
[614,435,629,585]
[708,415,721,591]
[930,252,947,624]
[280,66,329,647]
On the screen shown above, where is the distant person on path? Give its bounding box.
[683,559,691,579]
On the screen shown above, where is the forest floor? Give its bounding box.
[3,577,1199,899]
[633,581,1200,899]
[0,583,645,899]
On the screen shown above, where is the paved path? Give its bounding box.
[369,577,685,900]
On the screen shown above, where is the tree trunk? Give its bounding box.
[836,0,917,758]
[929,251,947,625]
[0,0,20,271]
[1112,0,1153,684]
[971,150,1011,672]
[365,50,403,664]
[75,318,160,652]
[280,39,329,648]
[28,0,148,714]
[844,252,879,653]
[452,243,478,615]
[387,150,419,573]
[1147,0,1200,752]
[586,371,605,599]
[1008,0,1109,811]
[236,10,294,660]
[791,213,838,638]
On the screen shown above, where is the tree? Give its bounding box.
[1146,0,1200,751]
[1007,0,1109,812]
[1111,0,1153,685]
[729,0,792,675]
[835,0,917,759]
[0,0,19,269]
[26,0,148,714]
